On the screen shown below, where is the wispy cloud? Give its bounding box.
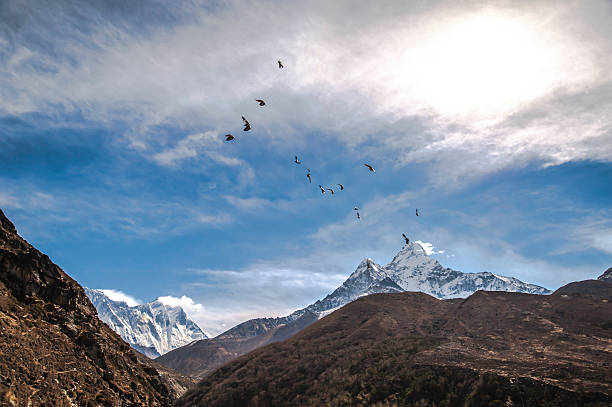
[153,131,220,166]
[0,180,233,240]
[2,0,611,182]
[99,289,141,307]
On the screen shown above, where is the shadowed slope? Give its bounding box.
[176,285,612,406]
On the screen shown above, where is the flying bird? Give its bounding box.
[295,156,301,164]
[278,60,284,68]
[402,234,410,245]
[242,116,251,131]
[416,209,419,217]
[225,134,235,141]
[327,188,334,195]
[356,212,361,219]
[354,206,359,211]
[319,185,325,194]
[255,99,266,106]
[337,183,344,191]
[306,169,311,183]
[364,163,375,172]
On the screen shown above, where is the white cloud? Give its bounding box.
[156,295,209,331]
[99,289,141,307]
[2,0,611,182]
[414,240,444,256]
[153,131,220,166]
[0,193,21,209]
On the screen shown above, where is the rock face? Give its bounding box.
[157,241,550,380]
[85,288,207,358]
[0,209,192,406]
[176,282,612,406]
[599,267,612,282]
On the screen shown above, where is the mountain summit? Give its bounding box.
[85,288,207,358]
[385,241,550,298]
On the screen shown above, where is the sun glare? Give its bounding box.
[390,10,578,124]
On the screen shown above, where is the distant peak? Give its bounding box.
[598,267,612,282]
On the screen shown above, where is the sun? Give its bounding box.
[391,9,570,124]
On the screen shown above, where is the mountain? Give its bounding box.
[176,282,612,406]
[0,208,192,405]
[219,242,548,339]
[554,267,612,300]
[157,241,550,379]
[85,288,207,358]
[156,311,318,380]
[599,267,612,282]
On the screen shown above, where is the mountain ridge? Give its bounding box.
[176,280,612,406]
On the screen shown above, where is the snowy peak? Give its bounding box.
[85,288,207,358]
[307,240,550,317]
[306,258,393,314]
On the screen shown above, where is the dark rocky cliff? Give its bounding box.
[0,208,191,406]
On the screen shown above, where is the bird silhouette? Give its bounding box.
[364,164,375,172]
[278,60,284,68]
[327,188,334,195]
[306,169,311,183]
[357,212,361,219]
[242,116,251,131]
[255,99,266,106]
[402,234,410,245]
[337,183,344,191]
[225,134,235,141]
[354,206,359,211]
[295,156,301,164]
[319,185,325,194]
[416,209,419,217]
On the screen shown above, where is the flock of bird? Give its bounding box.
[221,60,419,242]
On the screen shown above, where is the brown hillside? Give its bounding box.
[0,209,192,406]
[157,310,318,379]
[176,286,612,406]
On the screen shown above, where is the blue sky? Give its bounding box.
[1,0,611,335]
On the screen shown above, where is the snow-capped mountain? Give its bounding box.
[85,288,207,358]
[219,241,550,339]
[306,241,548,315]
[384,242,550,298]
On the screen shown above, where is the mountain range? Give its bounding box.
[85,288,207,358]
[157,241,550,378]
[177,276,612,406]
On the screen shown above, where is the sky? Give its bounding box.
[1,0,611,336]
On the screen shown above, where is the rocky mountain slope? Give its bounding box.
[158,241,550,379]
[85,288,206,358]
[176,279,612,406]
[0,209,192,406]
[599,267,612,282]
